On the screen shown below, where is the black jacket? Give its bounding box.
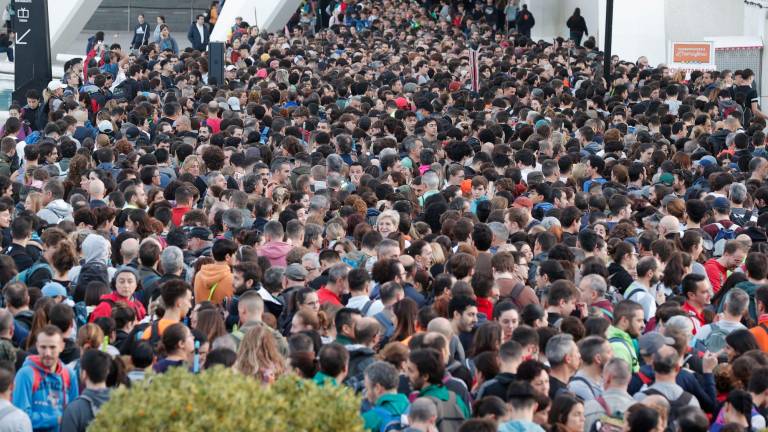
[187,23,210,51]
[477,372,517,401]
[131,23,150,49]
[566,15,588,34]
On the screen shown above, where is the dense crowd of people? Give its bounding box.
[1,0,768,431]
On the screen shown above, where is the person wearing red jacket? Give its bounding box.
[89,267,146,323]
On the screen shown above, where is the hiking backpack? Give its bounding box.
[643,388,694,429]
[713,222,739,257]
[697,322,729,354]
[425,391,465,432]
[13,261,51,286]
[72,261,110,295]
[589,396,624,432]
[368,407,406,432]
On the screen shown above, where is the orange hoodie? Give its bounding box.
[193,263,234,305]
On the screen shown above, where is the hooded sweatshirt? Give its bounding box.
[256,241,293,267]
[36,199,73,225]
[193,263,233,305]
[12,355,79,432]
[60,388,111,432]
[68,234,116,282]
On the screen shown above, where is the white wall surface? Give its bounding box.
[598,0,666,65]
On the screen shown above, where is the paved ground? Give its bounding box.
[66,30,193,59]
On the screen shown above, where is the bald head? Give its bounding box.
[658,215,679,236]
[88,178,105,200]
[355,317,381,346]
[120,238,140,263]
[427,317,454,339]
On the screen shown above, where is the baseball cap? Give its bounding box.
[188,227,212,241]
[285,263,308,281]
[42,282,67,298]
[47,80,66,92]
[256,68,268,78]
[395,97,410,110]
[638,333,675,356]
[695,155,717,168]
[225,65,237,72]
[713,197,731,210]
[657,172,674,186]
[227,96,241,112]
[513,196,533,210]
[98,120,113,133]
[125,126,141,140]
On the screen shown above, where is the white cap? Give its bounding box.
[47,80,66,92]
[227,96,241,112]
[225,65,237,72]
[97,120,113,133]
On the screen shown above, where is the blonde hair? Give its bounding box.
[378,210,400,227]
[25,191,44,213]
[234,325,286,380]
[430,242,446,265]
[181,155,204,175]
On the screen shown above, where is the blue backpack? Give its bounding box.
[14,261,51,286]
[24,131,41,144]
[369,407,405,432]
[713,222,739,256]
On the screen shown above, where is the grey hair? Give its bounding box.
[376,239,400,254]
[309,195,329,211]
[729,182,747,205]
[725,287,749,316]
[664,315,694,334]
[206,171,224,186]
[326,154,344,174]
[409,398,438,423]
[422,171,439,190]
[578,336,608,366]
[364,361,399,390]
[160,246,184,276]
[487,222,509,243]
[545,333,575,366]
[603,357,631,385]
[302,252,319,268]
[580,274,607,298]
[327,263,350,284]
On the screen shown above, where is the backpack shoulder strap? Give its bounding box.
[637,370,653,385]
[676,392,693,406]
[570,375,596,397]
[596,396,611,414]
[361,299,374,316]
[149,320,161,346]
[510,283,525,300]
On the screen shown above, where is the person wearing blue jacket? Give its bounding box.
[158,24,179,55]
[12,325,78,432]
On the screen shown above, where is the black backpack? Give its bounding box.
[73,261,110,297]
[643,388,694,429]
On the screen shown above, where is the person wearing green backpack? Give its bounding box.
[362,361,409,432]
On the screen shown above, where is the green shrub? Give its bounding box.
[89,368,364,432]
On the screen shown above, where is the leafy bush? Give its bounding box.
[89,368,364,432]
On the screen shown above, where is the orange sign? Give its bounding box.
[672,43,712,64]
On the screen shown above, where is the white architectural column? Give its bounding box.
[211,0,300,42]
[48,0,102,54]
